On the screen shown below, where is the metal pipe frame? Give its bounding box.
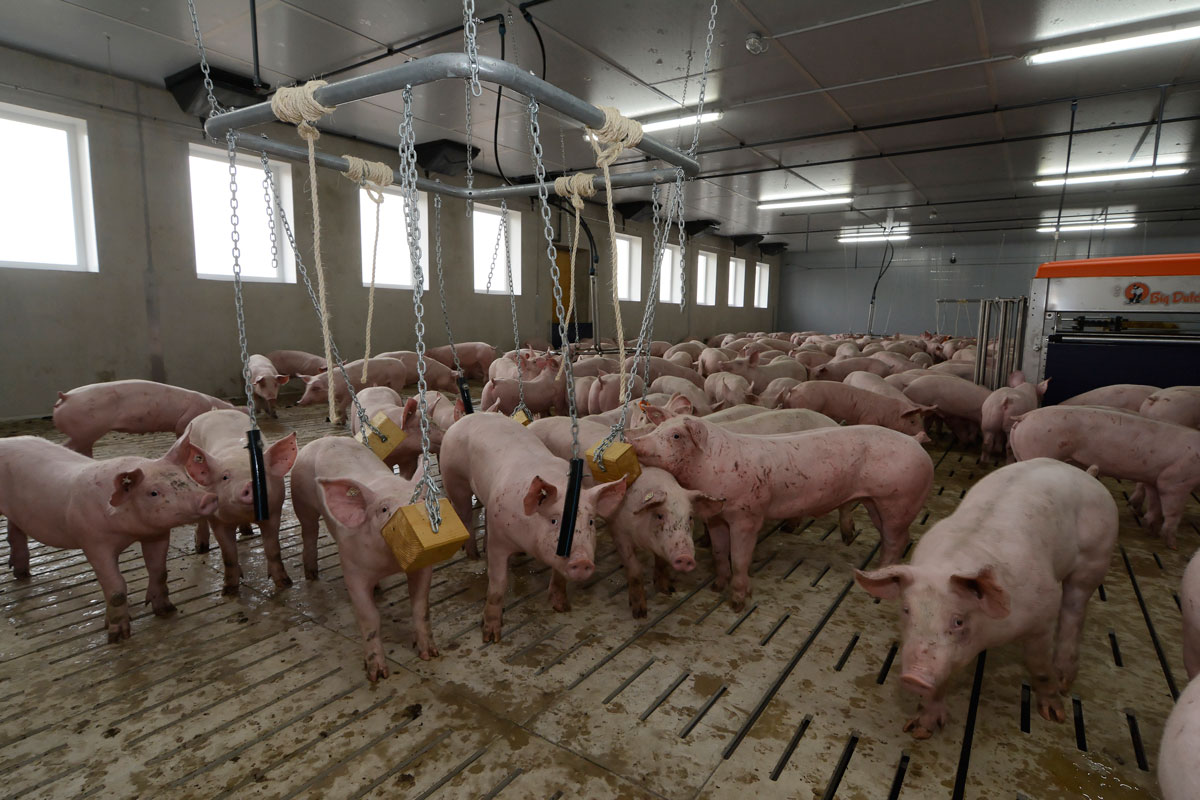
[973,300,991,386]
[204,53,700,199]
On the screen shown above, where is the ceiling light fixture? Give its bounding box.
[582,111,722,140]
[1034,168,1187,187]
[1027,23,1200,65]
[1037,221,1138,233]
[838,224,911,243]
[839,234,912,243]
[745,32,770,55]
[757,195,853,210]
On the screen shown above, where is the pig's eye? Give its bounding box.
[550,518,558,526]
[902,605,910,615]
[380,506,388,515]
[672,434,680,440]
[222,474,229,481]
[952,616,964,628]
[656,514,664,521]
[150,491,159,497]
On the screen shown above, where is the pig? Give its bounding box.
[376,350,461,392]
[266,349,327,377]
[439,414,627,640]
[884,370,929,392]
[1009,405,1200,549]
[909,352,934,367]
[631,417,933,609]
[589,372,646,414]
[648,340,672,357]
[626,356,705,388]
[1184,551,1200,680]
[1140,386,1200,429]
[53,379,238,457]
[979,380,1049,462]
[1059,383,1159,412]
[481,368,565,417]
[297,357,408,421]
[926,361,976,379]
[490,350,554,381]
[844,371,912,403]
[247,354,289,418]
[758,377,800,409]
[697,347,736,377]
[0,434,217,641]
[810,357,892,382]
[855,458,1117,738]
[665,352,693,368]
[291,436,438,678]
[783,381,933,441]
[870,351,923,375]
[574,376,596,416]
[664,341,705,363]
[902,374,992,443]
[789,350,833,370]
[571,356,623,379]
[425,342,496,380]
[703,404,768,425]
[349,389,454,479]
[835,342,862,359]
[530,417,723,617]
[1158,676,1200,800]
[705,373,755,409]
[719,352,808,393]
[651,376,713,415]
[185,411,298,593]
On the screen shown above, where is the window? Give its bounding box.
[754,262,770,308]
[473,204,522,294]
[189,145,294,282]
[615,233,642,301]
[728,257,746,307]
[657,243,682,303]
[0,102,96,271]
[359,185,428,289]
[696,250,717,306]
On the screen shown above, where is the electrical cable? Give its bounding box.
[493,15,511,184]
[520,7,548,80]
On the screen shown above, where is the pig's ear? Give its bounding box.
[666,393,693,416]
[275,374,290,386]
[400,396,420,428]
[632,489,668,514]
[109,468,145,506]
[748,351,761,366]
[299,374,315,385]
[711,399,726,411]
[641,404,671,426]
[1036,378,1050,397]
[589,479,628,517]
[453,395,465,421]
[164,432,215,485]
[853,566,913,600]
[317,478,372,527]
[523,475,559,516]
[688,490,725,519]
[681,417,708,449]
[265,433,298,478]
[950,566,1010,619]
[900,407,926,419]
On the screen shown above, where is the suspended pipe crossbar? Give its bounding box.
[204,53,700,199]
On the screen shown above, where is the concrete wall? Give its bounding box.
[0,45,779,419]
[779,227,1200,335]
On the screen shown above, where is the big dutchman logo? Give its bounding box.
[1123,280,1200,306]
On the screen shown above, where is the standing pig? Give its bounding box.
[903,374,992,443]
[1184,551,1200,680]
[185,411,298,592]
[589,372,646,414]
[810,357,892,381]
[705,373,755,409]
[292,436,438,678]
[440,414,627,640]
[0,435,216,641]
[247,354,289,418]
[697,347,736,377]
[632,418,932,609]
[651,376,713,415]
[481,368,565,416]
[425,342,496,380]
[855,459,1117,738]
[376,350,462,392]
[266,349,327,377]
[1060,383,1159,411]
[719,351,807,393]
[1140,386,1200,429]
[1159,675,1200,800]
[297,357,408,422]
[784,381,932,441]
[624,356,705,388]
[979,380,1048,462]
[349,389,454,479]
[844,371,913,403]
[758,377,800,409]
[53,379,238,457]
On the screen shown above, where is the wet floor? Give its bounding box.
[0,404,1193,799]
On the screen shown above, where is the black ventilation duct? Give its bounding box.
[759,242,788,257]
[684,218,720,237]
[731,234,764,249]
[165,64,269,118]
[615,201,653,222]
[414,139,482,176]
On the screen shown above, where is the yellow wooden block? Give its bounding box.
[363,411,406,460]
[511,409,532,426]
[381,498,470,571]
[585,440,642,485]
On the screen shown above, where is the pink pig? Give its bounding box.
[53,379,238,457]
[1059,383,1159,411]
[425,342,496,380]
[588,372,646,413]
[718,351,808,393]
[704,372,755,409]
[651,376,713,415]
[902,374,992,443]
[1158,675,1200,800]
[247,354,289,418]
[297,357,408,421]
[855,459,1116,738]
[1183,551,1200,680]
[623,356,705,388]
[696,347,736,377]
[376,350,462,392]
[758,377,800,409]
[349,388,454,479]
[844,371,913,403]
[266,349,327,377]
[440,414,627,641]
[979,380,1048,462]
[0,434,217,641]
[783,381,933,441]
[481,368,566,417]
[810,357,892,381]
[291,436,438,680]
[1141,386,1200,429]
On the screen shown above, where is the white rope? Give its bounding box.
[341,156,394,381]
[553,172,596,374]
[585,107,643,397]
[272,81,338,421]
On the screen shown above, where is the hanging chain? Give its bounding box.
[260,149,382,443]
[225,133,257,422]
[484,205,506,294]
[400,87,443,529]
[462,0,481,215]
[674,169,688,311]
[432,193,465,376]
[688,0,719,157]
[529,98,580,460]
[499,199,529,418]
[186,0,224,118]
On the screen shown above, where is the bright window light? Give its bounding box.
[728,257,746,307]
[615,232,641,301]
[0,102,96,272]
[658,243,682,303]
[473,204,522,294]
[758,196,853,210]
[839,225,911,243]
[190,146,294,282]
[1034,168,1187,187]
[754,262,770,308]
[1028,23,1200,65]
[696,250,717,306]
[359,186,428,289]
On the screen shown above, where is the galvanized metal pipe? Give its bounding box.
[994,300,1011,389]
[973,298,989,385]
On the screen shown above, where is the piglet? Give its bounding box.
[247,354,289,418]
[292,436,438,679]
[296,357,408,422]
[53,379,238,457]
[439,414,626,641]
[0,435,216,641]
[856,458,1116,738]
[1158,675,1200,800]
[266,349,327,377]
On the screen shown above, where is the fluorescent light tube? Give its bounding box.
[1037,222,1138,233]
[639,111,722,133]
[838,234,911,243]
[758,196,853,210]
[1028,24,1200,65]
[1034,168,1187,187]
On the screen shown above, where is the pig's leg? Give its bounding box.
[239,525,255,538]
[548,570,571,613]
[1129,482,1146,512]
[194,518,211,554]
[610,528,647,618]
[1156,486,1187,550]
[444,477,478,559]
[904,687,949,739]
[405,566,438,660]
[258,515,292,589]
[1141,485,1163,533]
[727,514,763,612]
[864,499,911,567]
[482,537,513,643]
[66,438,95,458]
[294,495,321,580]
[706,517,732,593]
[6,524,30,579]
[209,520,243,595]
[1053,577,1102,692]
[1024,625,1066,723]
[344,567,389,682]
[838,504,857,544]
[85,546,131,643]
[139,536,175,617]
[653,556,676,595]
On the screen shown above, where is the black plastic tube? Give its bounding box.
[457,376,475,414]
[246,429,269,522]
[556,457,584,557]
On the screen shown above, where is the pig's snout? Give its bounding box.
[900,671,936,696]
[237,481,256,505]
[915,430,931,444]
[198,493,219,517]
[565,558,595,581]
[672,554,696,572]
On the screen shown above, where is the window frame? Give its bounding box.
[615,232,642,302]
[754,261,771,308]
[696,249,718,306]
[728,257,746,307]
[188,143,295,283]
[657,242,682,304]
[473,203,523,295]
[0,101,97,273]
[358,184,429,290]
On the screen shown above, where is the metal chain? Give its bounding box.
[225,133,257,422]
[400,87,443,529]
[529,98,580,459]
[260,150,383,443]
[674,168,688,311]
[688,0,719,157]
[484,205,506,294]
[463,0,481,215]
[432,193,465,376]
[185,0,224,118]
[499,199,529,418]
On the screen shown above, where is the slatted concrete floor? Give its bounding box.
[0,404,1193,799]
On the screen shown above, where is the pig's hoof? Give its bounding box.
[729,596,747,613]
[482,621,502,643]
[1038,696,1066,723]
[152,601,177,618]
[222,584,240,597]
[106,621,132,644]
[12,568,30,580]
[365,659,389,683]
[305,569,319,581]
[239,526,254,538]
[416,642,440,660]
[840,527,857,546]
[903,719,934,739]
[195,542,210,554]
[274,575,293,590]
[630,601,648,619]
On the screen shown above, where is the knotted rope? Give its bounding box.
[553,172,596,376]
[271,81,339,421]
[341,155,396,381]
[585,107,642,397]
